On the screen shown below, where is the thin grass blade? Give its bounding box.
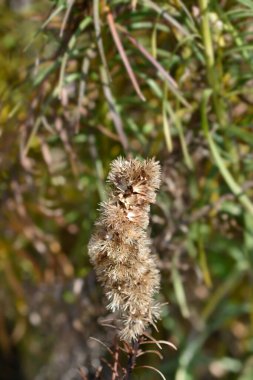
[93,0,111,81]
[107,9,146,101]
[201,90,253,216]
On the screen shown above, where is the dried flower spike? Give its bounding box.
[88,157,161,341]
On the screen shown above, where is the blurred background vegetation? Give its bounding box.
[1,0,253,379]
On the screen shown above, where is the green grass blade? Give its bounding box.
[201,90,253,216]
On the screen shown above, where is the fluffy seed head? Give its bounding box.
[88,157,161,341]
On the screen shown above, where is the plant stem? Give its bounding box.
[112,342,119,380]
[125,340,139,380]
[199,0,226,127]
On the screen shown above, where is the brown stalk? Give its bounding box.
[124,339,140,380]
[112,342,119,380]
[106,7,146,102]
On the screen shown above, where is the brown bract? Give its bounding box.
[88,157,161,341]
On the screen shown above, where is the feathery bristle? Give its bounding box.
[88,157,161,341]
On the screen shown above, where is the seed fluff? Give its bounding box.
[88,157,161,341]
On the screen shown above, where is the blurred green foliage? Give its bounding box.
[1,0,253,379]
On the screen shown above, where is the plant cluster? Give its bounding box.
[1,0,253,379]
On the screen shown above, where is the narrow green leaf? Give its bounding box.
[201,90,253,216]
[172,256,190,318]
[162,83,173,152]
